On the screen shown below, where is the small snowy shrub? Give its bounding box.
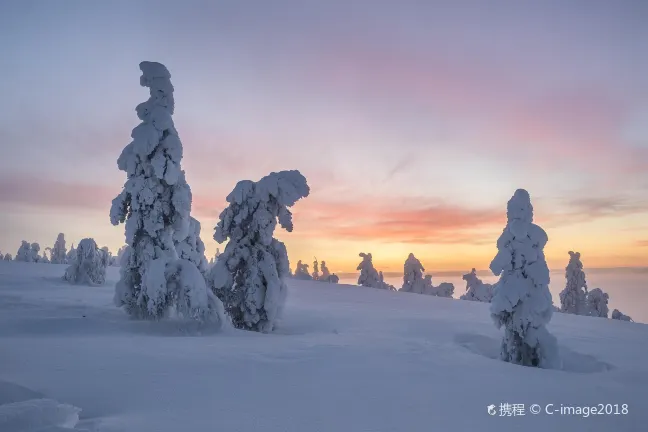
[208,170,310,332]
[611,309,632,322]
[293,260,312,280]
[559,251,588,315]
[63,238,106,285]
[50,233,67,264]
[460,269,494,302]
[4,253,12,261]
[109,61,223,324]
[424,278,455,298]
[586,288,609,318]
[357,253,384,288]
[489,189,559,369]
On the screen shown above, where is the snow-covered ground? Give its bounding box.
[1,261,646,431]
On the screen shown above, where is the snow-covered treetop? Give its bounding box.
[404,253,424,282]
[214,170,310,246]
[507,188,533,223]
[565,250,587,289]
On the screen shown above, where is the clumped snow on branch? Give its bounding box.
[50,233,67,264]
[586,288,609,318]
[208,170,310,332]
[175,217,208,274]
[559,251,588,315]
[611,309,633,322]
[489,189,559,369]
[109,61,224,324]
[460,269,494,302]
[63,238,107,285]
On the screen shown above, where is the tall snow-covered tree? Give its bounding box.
[611,309,633,322]
[459,269,494,302]
[176,216,208,274]
[15,241,32,262]
[401,253,425,293]
[312,258,319,280]
[559,251,588,315]
[64,238,107,285]
[109,61,224,324]
[489,189,559,369]
[208,170,310,332]
[586,288,609,318]
[50,233,67,264]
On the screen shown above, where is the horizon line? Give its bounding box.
[336,266,648,278]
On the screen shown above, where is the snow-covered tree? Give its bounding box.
[401,253,425,293]
[320,261,339,283]
[423,276,455,298]
[459,268,494,302]
[4,253,12,261]
[559,251,588,315]
[63,238,107,285]
[585,288,609,318]
[109,61,224,324]
[293,260,312,280]
[50,233,67,264]
[611,309,633,322]
[66,244,76,263]
[176,216,208,274]
[312,258,319,280]
[15,241,35,262]
[208,170,310,332]
[30,243,41,263]
[489,189,559,369]
[40,254,50,264]
[115,245,127,266]
[357,252,385,288]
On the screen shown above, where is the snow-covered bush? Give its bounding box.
[424,277,455,298]
[40,254,50,264]
[312,259,319,280]
[489,189,559,369]
[15,241,32,262]
[176,216,208,274]
[4,253,12,261]
[50,233,67,264]
[293,260,312,280]
[208,170,310,332]
[460,269,494,302]
[401,253,425,293]
[319,261,339,283]
[357,252,385,288]
[586,288,609,318]
[611,309,633,322]
[109,61,224,324]
[63,238,107,285]
[559,251,588,315]
[66,244,76,264]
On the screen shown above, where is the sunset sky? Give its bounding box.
[1,1,648,274]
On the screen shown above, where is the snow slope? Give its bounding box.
[0,261,646,432]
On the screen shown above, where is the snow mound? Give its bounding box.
[0,398,81,431]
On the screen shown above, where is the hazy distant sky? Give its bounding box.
[1,0,647,273]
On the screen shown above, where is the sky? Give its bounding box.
[1,0,648,274]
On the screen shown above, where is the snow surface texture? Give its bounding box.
[489,189,560,369]
[460,268,494,302]
[0,261,645,432]
[50,233,67,264]
[175,216,209,274]
[293,260,312,280]
[208,170,310,332]
[0,398,81,432]
[63,238,107,286]
[586,288,610,318]
[559,251,588,315]
[109,61,221,323]
[611,309,633,322]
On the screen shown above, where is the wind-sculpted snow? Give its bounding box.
[109,62,219,322]
[63,238,106,285]
[489,189,559,369]
[560,251,588,315]
[208,170,309,332]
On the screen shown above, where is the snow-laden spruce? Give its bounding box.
[3,253,12,261]
[489,189,559,369]
[30,243,42,263]
[293,260,312,280]
[15,241,32,262]
[50,233,67,264]
[208,170,310,332]
[63,238,107,285]
[175,217,209,274]
[109,61,224,324]
[586,288,609,318]
[320,261,339,283]
[401,253,425,294]
[611,309,633,322]
[66,244,76,263]
[460,269,494,302]
[559,251,588,315]
[357,253,386,289]
[312,259,320,280]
